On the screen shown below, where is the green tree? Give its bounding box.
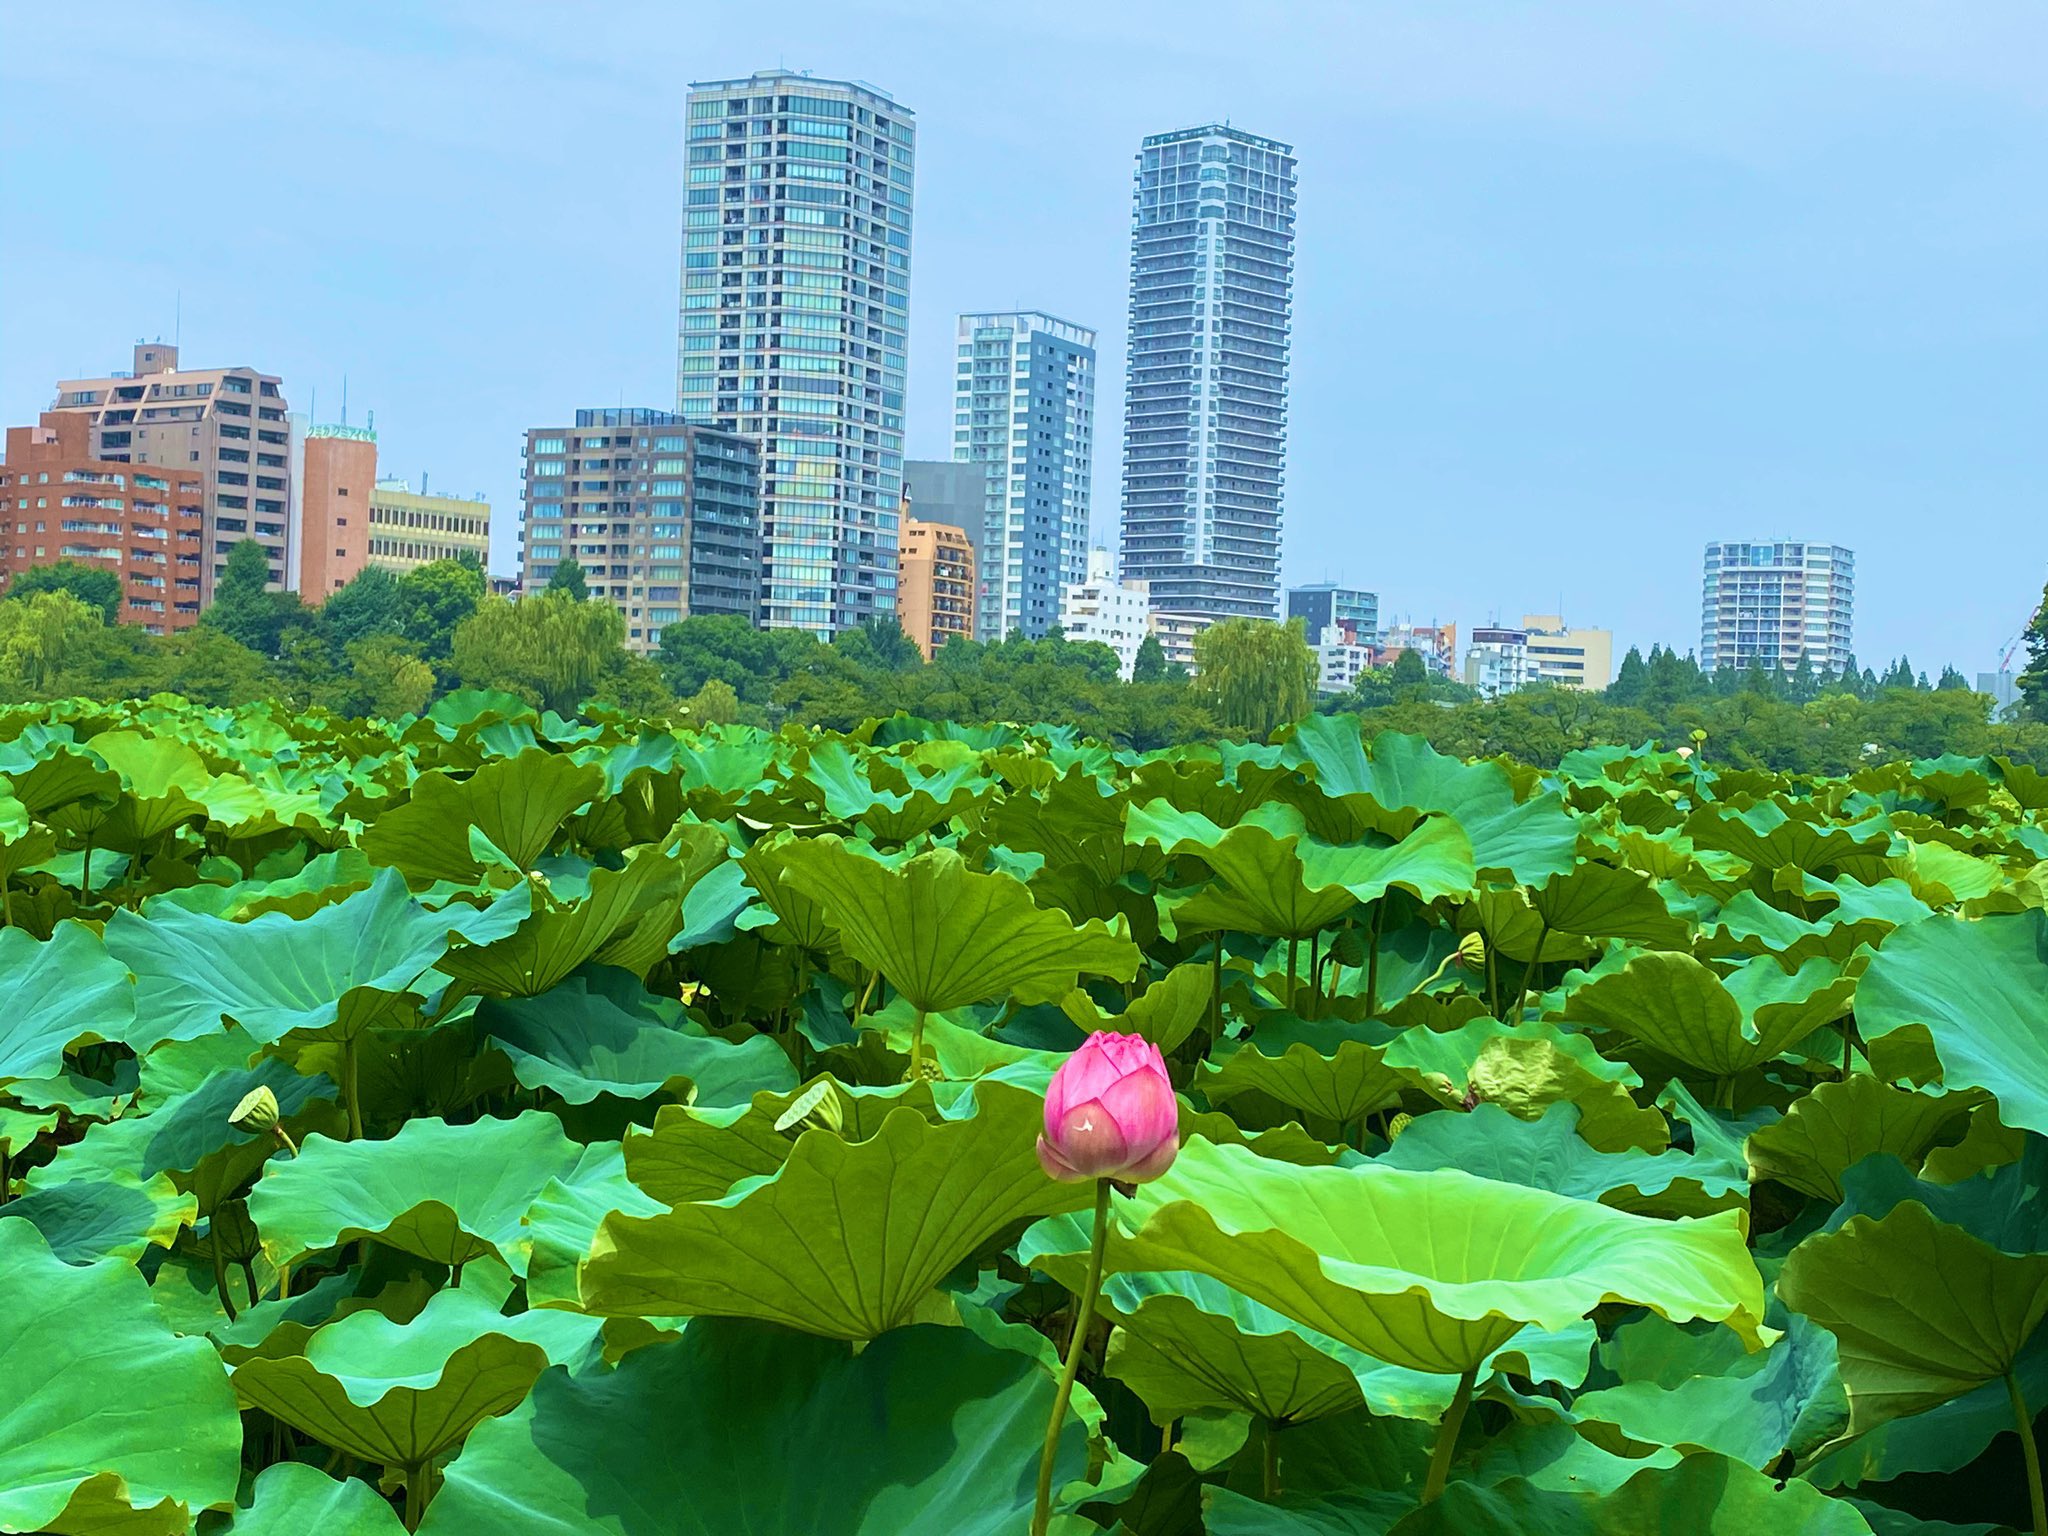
[834,617,922,671]
[1606,646,1648,705]
[1935,665,1969,692]
[449,592,623,716]
[339,635,435,718]
[0,591,104,694]
[321,565,407,650]
[1786,652,1818,704]
[4,559,122,622]
[545,557,590,601]
[1191,617,1317,739]
[1131,633,1170,684]
[399,558,486,662]
[2020,575,2048,723]
[685,677,741,726]
[658,614,820,704]
[201,538,305,657]
[146,626,279,706]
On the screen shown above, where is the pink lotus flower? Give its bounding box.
[1037,1031,1179,1184]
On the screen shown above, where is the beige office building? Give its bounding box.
[1521,614,1614,691]
[367,479,490,574]
[49,343,292,602]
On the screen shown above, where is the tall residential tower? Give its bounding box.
[949,312,1095,640]
[1119,125,1296,623]
[1700,540,1855,675]
[678,71,914,634]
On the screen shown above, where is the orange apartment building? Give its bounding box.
[1,413,204,632]
[298,424,377,599]
[895,516,975,659]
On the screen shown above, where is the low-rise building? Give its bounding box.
[1464,626,1530,698]
[1060,549,1151,678]
[1,413,204,631]
[1521,614,1614,690]
[368,479,490,575]
[896,517,975,660]
[1376,621,1457,677]
[1288,582,1378,647]
[1147,610,1211,674]
[1314,640,1376,694]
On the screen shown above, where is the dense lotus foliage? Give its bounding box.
[2,689,2047,1534]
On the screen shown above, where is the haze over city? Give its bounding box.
[4,1,2044,671]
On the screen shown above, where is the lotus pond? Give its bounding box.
[2,692,2047,1535]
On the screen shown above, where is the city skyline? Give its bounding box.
[2,3,2044,672]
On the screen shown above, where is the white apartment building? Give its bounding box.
[1060,548,1150,678]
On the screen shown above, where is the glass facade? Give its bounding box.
[1286,582,1378,646]
[949,312,1095,640]
[678,71,914,635]
[1700,541,1855,675]
[1119,125,1296,621]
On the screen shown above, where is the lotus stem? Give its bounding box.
[1210,941,1224,1041]
[908,1006,928,1080]
[2008,1369,2047,1536]
[1516,917,1552,1022]
[403,1463,426,1531]
[1031,1178,1112,1536]
[209,1233,239,1323]
[1262,1417,1281,1498]
[80,838,93,902]
[1422,1365,1478,1502]
[342,1037,364,1140]
[1286,937,1299,995]
[1841,1019,1857,1079]
[1365,900,1385,1018]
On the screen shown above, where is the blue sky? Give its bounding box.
[4,2,2043,674]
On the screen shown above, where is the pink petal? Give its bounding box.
[1119,1134,1180,1184]
[1097,1065,1178,1153]
[1049,1097,1131,1179]
[1036,1135,1087,1182]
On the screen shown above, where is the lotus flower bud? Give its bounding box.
[229,1086,281,1134]
[1037,1031,1179,1184]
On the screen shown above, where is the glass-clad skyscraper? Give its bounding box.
[950,312,1095,639]
[678,71,914,633]
[1119,125,1296,621]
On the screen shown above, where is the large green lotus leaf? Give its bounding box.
[435,841,682,997]
[1020,1249,1589,1429]
[0,921,137,1081]
[1857,910,2048,1135]
[1128,799,1476,940]
[1062,961,1214,1053]
[85,728,275,839]
[149,846,376,922]
[1744,1076,1984,1201]
[0,1171,194,1265]
[1684,798,1895,875]
[204,1463,406,1536]
[516,1142,667,1310]
[0,1222,242,1532]
[1384,1452,1875,1535]
[231,1288,600,1471]
[582,1079,1092,1338]
[1527,861,1692,949]
[1779,1200,2048,1433]
[776,837,1140,1012]
[473,967,794,1108]
[798,738,989,842]
[1710,878,1930,965]
[1284,719,1580,885]
[1570,1310,1847,1467]
[103,867,529,1047]
[1557,948,1854,1077]
[249,1112,584,1272]
[1103,1138,1767,1376]
[360,749,603,884]
[1382,1018,1670,1154]
[1376,1103,1745,1218]
[416,1320,1094,1536]
[32,1051,341,1217]
[1201,1017,1407,1126]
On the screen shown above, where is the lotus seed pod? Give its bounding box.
[228,1085,281,1134]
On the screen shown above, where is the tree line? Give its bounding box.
[3,544,2045,770]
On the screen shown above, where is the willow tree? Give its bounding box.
[1192,616,1318,740]
[450,591,623,716]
